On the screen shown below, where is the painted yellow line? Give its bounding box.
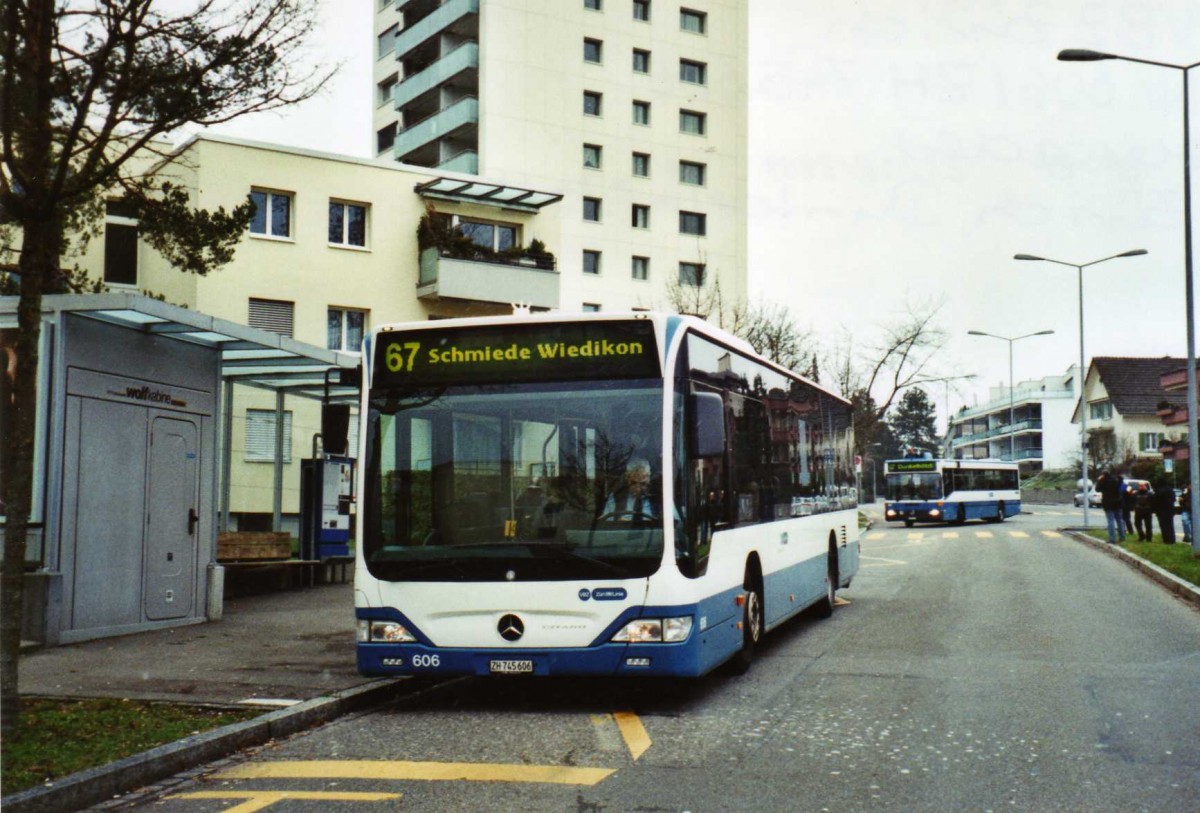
[169,791,399,812]
[942,532,959,539]
[906,532,924,539]
[613,711,651,760]
[1010,531,1030,538]
[860,555,907,567]
[867,531,885,539]
[216,760,614,786]
[975,531,994,539]
[1041,530,1062,538]
[833,596,851,606]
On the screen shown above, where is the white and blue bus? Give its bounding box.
[353,313,859,678]
[883,457,1021,526]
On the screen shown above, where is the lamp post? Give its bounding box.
[966,330,1055,464]
[1014,250,1147,528]
[1056,49,1200,552]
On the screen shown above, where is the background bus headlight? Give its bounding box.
[611,616,693,643]
[357,620,417,643]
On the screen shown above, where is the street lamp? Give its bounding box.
[1014,250,1147,528]
[966,330,1055,464]
[1058,47,1200,553]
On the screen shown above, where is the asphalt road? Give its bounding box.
[106,505,1199,813]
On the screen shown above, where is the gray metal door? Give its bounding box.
[144,416,199,620]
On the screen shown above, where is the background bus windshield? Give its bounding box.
[363,380,666,582]
[886,472,944,501]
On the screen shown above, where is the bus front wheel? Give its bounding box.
[728,571,763,675]
[813,545,837,619]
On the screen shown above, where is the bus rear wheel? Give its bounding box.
[813,546,837,619]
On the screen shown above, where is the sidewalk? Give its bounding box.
[19,582,371,705]
[8,582,407,813]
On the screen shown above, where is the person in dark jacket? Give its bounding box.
[1180,485,1193,544]
[1132,482,1154,541]
[1120,481,1136,534]
[1151,477,1176,544]
[1096,471,1125,544]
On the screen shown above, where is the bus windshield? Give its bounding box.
[363,379,665,582]
[886,472,944,501]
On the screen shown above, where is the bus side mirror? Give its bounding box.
[690,392,726,458]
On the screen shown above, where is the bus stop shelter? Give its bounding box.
[0,293,359,646]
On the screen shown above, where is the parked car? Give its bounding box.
[1074,478,1152,507]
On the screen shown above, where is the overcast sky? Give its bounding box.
[206,0,1200,428]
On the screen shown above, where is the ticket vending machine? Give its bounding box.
[300,456,354,559]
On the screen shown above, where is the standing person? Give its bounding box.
[1180,485,1193,544]
[1120,480,1136,536]
[1097,471,1125,544]
[1132,482,1155,542]
[1151,476,1177,544]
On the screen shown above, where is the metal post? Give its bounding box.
[1008,338,1016,461]
[273,389,285,533]
[1183,69,1200,553]
[1078,265,1089,529]
[220,380,234,533]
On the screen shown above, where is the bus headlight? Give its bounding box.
[358,619,417,643]
[611,616,693,643]
[886,509,897,517]
[929,508,941,517]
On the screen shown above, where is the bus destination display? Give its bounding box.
[888,460,938,472]
[372,320,660,386]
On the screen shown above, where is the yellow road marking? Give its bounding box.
[169,791,399,812]
[906,532,924,540]
[1010,531,1030,538]
[833,596,851,606]
[975,531,994,539]
[866,532,885,539]
[942,532,959,539]
[1041,530,1061,538]
[613,711,651,760]
[216,760,614,786]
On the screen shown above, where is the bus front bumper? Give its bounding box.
[357,641,705,678]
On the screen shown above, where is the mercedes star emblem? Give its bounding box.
[497,614,524,642]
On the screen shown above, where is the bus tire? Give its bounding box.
[728,567,763,676]
[996,501,1006,522]
[814,543,837,619]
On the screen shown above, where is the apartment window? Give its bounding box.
[584,38,603,63]
[584,0,601,8]
[633,0,650,21]
[103,200,138,286]
[328,201,368,247]
[377,25,397,59]
[583,250,601,275]
[681,8,707,33]
[459,220,517,251]
[245,409,293,463]
[328,307,367,353]
[377,123,396,154]
[583,197,602,222]
[679,210,707,235]
[582,303,602,312]
[1139,432,1165,453]
[378,74,398,107]
[680,109,707,135]
[632,152,650,177]
[633,48,651,74]
[249,189,292,238]
[680,59,707,85]
[1088,400,1113,421]
[680,160,706,185]
[632,256,649,281]
[633,100,650,125]
[583,90,602,116]
[632,204,650,228]
[248,298,294,337]
[679,262,706,287]
[584,143,602,169]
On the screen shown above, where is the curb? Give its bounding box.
[1063,529,1200,610]
[1,678,405,813]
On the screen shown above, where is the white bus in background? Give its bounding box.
[883,457,1021,527]
[352,312,859,678]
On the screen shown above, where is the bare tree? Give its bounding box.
[827,298,970,455]
[0,0,332,734]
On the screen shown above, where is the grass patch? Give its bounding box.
[1083,529,1200,588]
[1,697,258,796]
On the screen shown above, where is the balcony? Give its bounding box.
[395,0,479,57]
[393,42,479,110]
[395,96,478,163]
[418,247,559,309]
